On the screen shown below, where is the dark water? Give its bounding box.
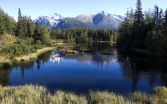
[0,48,167,95]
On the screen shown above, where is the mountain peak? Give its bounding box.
[99,11,109,15]
[50,13,63,20]
[34,11,124,30]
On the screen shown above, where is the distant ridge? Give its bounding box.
[34,11,125,31]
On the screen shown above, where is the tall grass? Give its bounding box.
[0,85,166,104]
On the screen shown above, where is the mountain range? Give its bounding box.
[34,11,124,31]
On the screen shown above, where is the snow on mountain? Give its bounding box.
[34,11,124,30]
[34,13,63,29]
[49,13,64,25]
[75,13,94,23]
[99,11,110,16]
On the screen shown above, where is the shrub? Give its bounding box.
[50,91,87,104]
[0,85,166,104]
[130,92,151,104]
[154,87,167,104]
[89,91,125,104]
[0,39,43,57]
[0,85,49,104]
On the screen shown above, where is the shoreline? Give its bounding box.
[0,47,57,67]
[14,47,57,62]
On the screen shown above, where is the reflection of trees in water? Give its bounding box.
[0,68,11,86]
[12,62,35,79]
[160,74,167,86]
[12,51,52,78]
[118,51,167,92]
[36,51,52,69]
[37,51,52,65]
[66,52,115,67]
[78,42,114,54]
[47,50,115,66]
[0,51,52,85]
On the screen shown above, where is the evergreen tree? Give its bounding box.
[22,16,28,36]
[145,9,154,31]
[39,28,51,44]
[164,9,167,27]
[134,0,144,26]
[16,8,24,37]
[0,11,4,35]
[4,16,15,35]
[34,24,41,42]
[18,8,22,20]
[153,5,163,28]
[27,17,35,38]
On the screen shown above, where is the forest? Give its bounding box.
[0,8,116,58]
[117,0,167,57]
[1,0,167,57]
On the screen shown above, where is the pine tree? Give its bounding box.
[153,5,163,28]
[0,15,4,35]
[134,0,144,25]
[164,9,167,27]
[18,8,22,20]
[16,8,24,37]
[27,17,35,38]
[163,9,167,34]
[145,9,154,31]
[39,28,51,44]
[4,16,15,35]
[0,8,5,35]
[22,16,28,36]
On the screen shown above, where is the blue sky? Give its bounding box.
[0,0,166,19]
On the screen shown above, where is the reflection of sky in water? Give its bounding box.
[0,51,165,95]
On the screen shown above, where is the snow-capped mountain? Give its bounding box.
[34,13,64,29]
[75,13,94,23]
[34,11,124,31]
[92,11,124,29]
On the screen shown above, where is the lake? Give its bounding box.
[0,48,167,95]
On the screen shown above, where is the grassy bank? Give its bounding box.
[0,85,166,104]
[0,47,56,67]
[0,42,78,66]
[14,47,56,62]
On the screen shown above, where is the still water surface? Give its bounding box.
[0,49,167,95]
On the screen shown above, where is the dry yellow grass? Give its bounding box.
[0,47,56,65]
[0,56,10,63]
[0,34,17,43]
[89,91,125,104]
[0,85,166,104]
[15,47,56,62]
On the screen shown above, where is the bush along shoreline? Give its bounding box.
[0,85,166,104]
[0,46,56,68]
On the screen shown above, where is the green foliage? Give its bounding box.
[33,24,51,44]
[117,0,167,56]
[38,28,51,44]
[154,87,167,104]
[15,8,51,45]
[51,28,116,44]
[134,0,144,26]
[0,39,43,57]
[0,8,15,35]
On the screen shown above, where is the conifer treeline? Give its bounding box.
[51,29,117,44]
[0,8,15,35]
[0,8,51,44]
[117,0,167,55]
